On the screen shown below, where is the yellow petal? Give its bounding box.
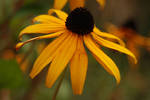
[96,0,106,9]
[70,36,88,95]
[92,53,113,75]
[127,42,140,65]
[94,27,125,47]
[48,9,68,21]
[16,31,64,50]
[92,33,137,64]
[68,0,85,11]
[16,42,24,51]
[30,32,69,78]
[33,15,64,24]
[84,35,120,84]
[46,33,78,88]
[53,0,68,10]
[19,24,64,39]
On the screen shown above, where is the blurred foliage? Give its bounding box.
[0,0,150,100]
[0,59,25,89]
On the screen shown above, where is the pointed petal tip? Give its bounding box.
[45,78,53,88]
[116,77,121,85]
[73,91,82,95]
[29,72,36,79]
[48,9,56,15]
[15,42,24,50]
[32,19,36,23]
[45,70,57,89]
[130,53,138,64]
[48,10,53,15]
[134,57,138,64]
[45,83,52,88]
[72,87,83,95]
[45,85,51,88]
[114,70,120,85]
[130,54,137,64]
[29,67,42,79]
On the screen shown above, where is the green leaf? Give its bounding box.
[0,59,25,89]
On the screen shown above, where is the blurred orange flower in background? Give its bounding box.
[106,19,150,67]
[2,49,29,72]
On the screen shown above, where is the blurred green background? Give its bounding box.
[0,0,150,100]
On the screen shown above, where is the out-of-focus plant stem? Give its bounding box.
[0,1,25,100]
[0,0,25,51]
[52,69,67,100]
[0,0,25,26]
[22,71,45,100]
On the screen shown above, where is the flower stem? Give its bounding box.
[52,69,67,100]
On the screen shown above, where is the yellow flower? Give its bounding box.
[53,0,105,11]
[53,0,85,10]
[96,0,106,9]
[105,20,150,67]
[16,8,137,94]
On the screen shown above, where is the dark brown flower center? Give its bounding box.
[65,7,94,35]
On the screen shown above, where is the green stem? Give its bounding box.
[52,69,67,100]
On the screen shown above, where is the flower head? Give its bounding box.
[53,0,85,11]
[105,19,150,67]
[53,0,105,11]
[16,8,137,94]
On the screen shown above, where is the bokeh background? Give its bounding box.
[0,0,150,100]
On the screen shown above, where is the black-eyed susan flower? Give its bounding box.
[53,0,85,11]
[53,0,105,11]
[96,0,106,9]
[16,8,137,94]
[105,19,150,67]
